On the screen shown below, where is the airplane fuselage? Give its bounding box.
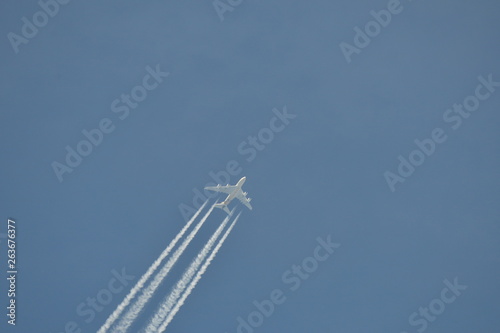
[205,176,252,214]
[222,177,246,204]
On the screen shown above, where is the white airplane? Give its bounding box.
[204,176,252,214]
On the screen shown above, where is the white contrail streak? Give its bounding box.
[97,200,208,333]
[113,204,215,332]
[158,212,241,332]
[144,210,236,332]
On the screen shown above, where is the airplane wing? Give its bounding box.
[204,185,237,195]
[235,191,252,210]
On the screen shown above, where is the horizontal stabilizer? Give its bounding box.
[214,202,232,215]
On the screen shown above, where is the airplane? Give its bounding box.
[204,176,252,214]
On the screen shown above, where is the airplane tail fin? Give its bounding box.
[214,202,232,215]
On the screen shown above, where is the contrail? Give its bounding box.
[113,203,215,332]
[158,212,241,332]
[97,200,208,333]
[144,210,236,332]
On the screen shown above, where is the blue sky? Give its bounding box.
[1,0,499,332]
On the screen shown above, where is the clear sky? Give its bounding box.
[0,0,499,332]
